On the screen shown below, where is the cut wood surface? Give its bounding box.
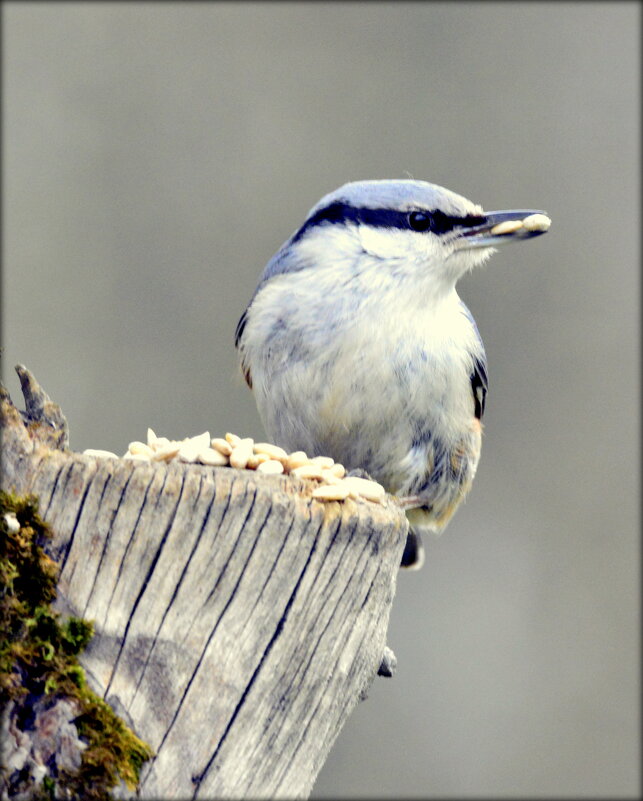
[1,366,409,799]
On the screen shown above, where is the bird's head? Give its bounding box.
[261,179,550,299]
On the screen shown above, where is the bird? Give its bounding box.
[235,179,550,568]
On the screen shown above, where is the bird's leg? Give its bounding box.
[394,495,425,510]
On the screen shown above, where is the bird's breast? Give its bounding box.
[246,280,483,498]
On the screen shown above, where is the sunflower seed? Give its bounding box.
[83,448,119,459]
[178,432,211,463]
[291,464,325,481]
[319,469,342,484]
[197,448,229,466]
[310,455,335,468]
[211,437,233,456]
[256,459,285,474]
[324,462,346,478]
[341,476,386,502]
[124,452,151,462]
[312,483,351,501]
[128,441,154,457]
[152,442,181,461]
[189,432,211,450]
[254,442,289,461]
[177,444,199,463]
[490,219,523,236]
[521,213,551,231]
[246,452,270,469]
[229,438,255,469]
[285,451,310,472]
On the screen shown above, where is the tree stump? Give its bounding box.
[1,366,408,798]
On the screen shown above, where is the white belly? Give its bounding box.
[246,283,484,525]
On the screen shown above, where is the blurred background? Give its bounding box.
[3,2,639,797]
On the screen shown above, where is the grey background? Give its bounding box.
[3,2,639,797]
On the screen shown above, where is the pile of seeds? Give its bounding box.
[83,430,386,504]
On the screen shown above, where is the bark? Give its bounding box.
[0,366,408,799]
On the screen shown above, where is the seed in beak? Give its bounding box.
[489,219,524,236]
[522,213,551,231]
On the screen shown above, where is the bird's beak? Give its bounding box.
[454,209,551,250]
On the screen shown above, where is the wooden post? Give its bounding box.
[1,366,408,798]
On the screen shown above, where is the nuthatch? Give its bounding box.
[235,180,550,567]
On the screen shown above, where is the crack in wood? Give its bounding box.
[267,518,376,790]
[42,461,68,518]
[128,473,217,706]
[104,470,188,696]
[190,511,324,796]
[147,484,261,764]
[60,462,99,572]
[81,469,135,619]
[97,469,162,631]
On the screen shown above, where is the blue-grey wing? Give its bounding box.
[460,300,488,420]
[471,355,488,420]
[234,235,306,387]
[235,308,248,350]
[234,308,253,388]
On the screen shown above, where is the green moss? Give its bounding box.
[1,490,154,799]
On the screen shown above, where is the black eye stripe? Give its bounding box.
[292,201,484,242]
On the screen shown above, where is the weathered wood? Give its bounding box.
[1,367,408,798]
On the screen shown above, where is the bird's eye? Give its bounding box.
[408,211,433,232]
